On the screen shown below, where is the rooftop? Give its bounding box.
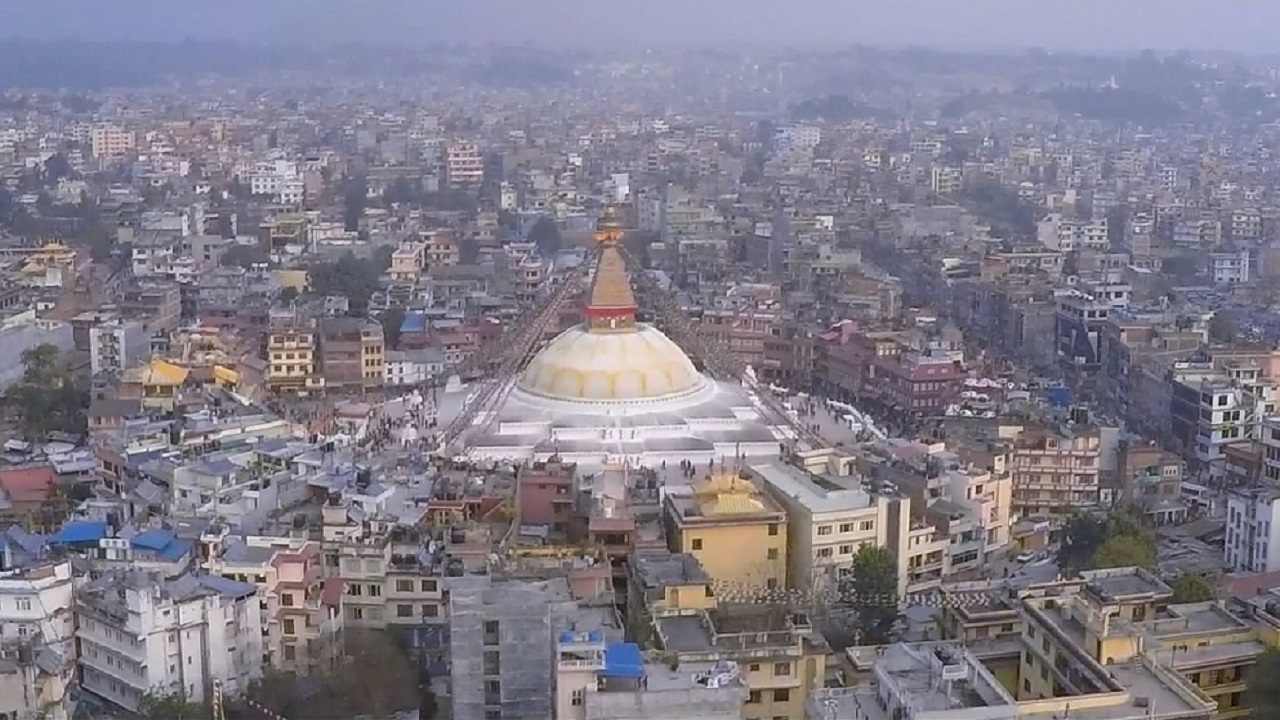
[746,461,874,515]
[665,471,785,522]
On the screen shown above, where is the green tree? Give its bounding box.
[342,175,368,232]
[42,153,74,183]
[527,216,562,255]
[1057,512,1108,576]
[842,544,900,647]
[1169,574,1216,603]
[243,630,419,719]
[138,690,206,719]
[380,307,406,350]
[1093,535,1157,570]
[1058,508,1157,575]
[1209,310,1239,344]
[4,344,88,440]
[1248,647,1280,719]
[308,251,387,314]
[221,244,269,269]
[279,286,299,304]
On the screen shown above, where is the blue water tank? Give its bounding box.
[1046,386,1070,408]
[559,631,575,644]
[588,630,602,643]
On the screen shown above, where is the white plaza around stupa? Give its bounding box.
[433,212,793,469]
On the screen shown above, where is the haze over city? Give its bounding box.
[6,2,1280,720]
[4,0,1280,53]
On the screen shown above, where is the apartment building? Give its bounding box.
[554,631,746,720]
[1117,445,1186,526]
[318,317,384,390]
[90,126,136,159]
[662,470,788,596]
[446,141,484,189]
[88,317,151,376]
[747,453,910,599]
[388,240,426,283]
[1170,359,1278,479]
[265,309,320,394]
[1008,423,1106,519]
[1225,488,1280,575]
[75,572,264,712]
[448,576,578,720]
[205,536,345,675]
[864,439,1015,575]
[0,536,76,720]
[1019,568,1253,719]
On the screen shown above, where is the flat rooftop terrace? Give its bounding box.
[816,658,1211,720]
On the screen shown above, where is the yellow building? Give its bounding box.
[630,551,826,720]
[1019,567,1255,719]
[388,240,426,283]
[266,311,320,394]
[662,470,787,594]
[119,359,188,411]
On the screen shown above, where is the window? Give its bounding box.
[484,620,500,636]
[280,593,295,607]
[423,604,440,618]
[396,579,414,592]
[571,689,585,706]
[691,538,703,551]
[347,584,363,596]
[351,607,364,620]
[15,597,31,611]
[773,689,791,702]
[484,650,501,675]
[838,522,855,533]
[768,524,779,536]
[839,544,853,555]
[283,618,296,635]
[748,690,761,704]
[773,662,791,676]
[397,604,414,618]
[817,548,833,559]
[817,525,833,536]
[1023,678,1031,694]
[749,663,761,672]
[767,548,778,560]
[368,584,382,597]
[860,520,874,532]
[421,579,438,593]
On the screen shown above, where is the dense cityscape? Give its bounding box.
[4,12,1280,720]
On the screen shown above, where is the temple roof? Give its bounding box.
[587,245,638,311]
[584,208,638,321]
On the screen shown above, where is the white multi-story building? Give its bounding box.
[445,141,484,189]
[1171,361,1278,480]
[90,126,136,159]
[773,124,821,152]
[88,318,151,376]
[1037,213,1109,252]
[245,159,304,205]
[75,572,263,712]
[1207,250,1251,285]
[748,453,910,599]
[0,533,76,720]
[1225,487,1280,574]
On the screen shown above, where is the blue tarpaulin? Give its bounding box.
[51,521,107,544]
[602,642,645,679]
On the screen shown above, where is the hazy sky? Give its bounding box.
[3,0,1280,54]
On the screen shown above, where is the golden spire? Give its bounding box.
[584,208,637,333]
